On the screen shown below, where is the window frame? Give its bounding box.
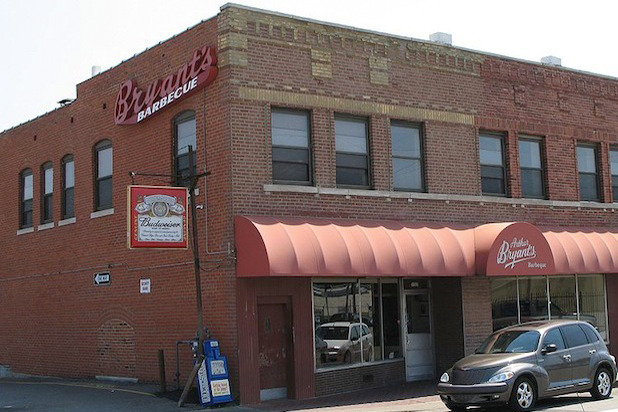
[335,115,371,189]
[610,146,618,203]
[94,140,113,211]
[576,143,600,202]
[271,108,313,186]
[479,132,507,197]
[391,120,425,192]
[518,136,546,199]
[61,154,75,219]
[173,110,197,187]
[19,169,33,229]
[41,161,53,223]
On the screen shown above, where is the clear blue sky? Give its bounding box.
[1,0,617,132]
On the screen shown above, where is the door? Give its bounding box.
[538,327,572,392]
[258,303,292,401]
[560,324,594,386]
[404,291,435,381]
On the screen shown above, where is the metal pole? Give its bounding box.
[158,349,167,393]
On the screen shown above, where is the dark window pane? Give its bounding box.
[521,169,544,198]
[43,195,53,222]
[613,181,618,202]
[481,165,504,179]
[542,328,566,351]
[518,277,549,323]
[392,124,421,158]
[337,153,368,169]
[561,324,588,348]
[577,146,597,173]
[611,149,618,175]
[63,187,74,218]
[337,167,369,187]
[480,135,503,166]
[581,324,600,343]
[272,147,309,163]
[97,177,113,210]
[482,177,504,195]
[273,162,309,182]
[22,210,32,228]
[393,158,422,190]
[579,174,599,201]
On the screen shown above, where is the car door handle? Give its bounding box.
[589,349,597,354]
[563,354,571,361]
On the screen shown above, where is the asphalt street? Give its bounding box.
[3,378,618,412]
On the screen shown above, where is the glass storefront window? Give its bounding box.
[314,280,401,369]
[578,275,608,339]
[490,275,608,341]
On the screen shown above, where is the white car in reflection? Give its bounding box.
[315,322,373,364]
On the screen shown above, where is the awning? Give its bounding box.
[235,216,476,277]
[234,216,618,278]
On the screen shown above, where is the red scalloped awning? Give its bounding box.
[234,216,618,278]
[235,216,476,277]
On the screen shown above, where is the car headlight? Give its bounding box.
[488,371,514,383]
[440,372,450,383]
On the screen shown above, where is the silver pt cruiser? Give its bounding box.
[437,320,617,411]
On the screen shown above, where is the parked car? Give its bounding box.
[437,320,616,411]
[315,322,373,364]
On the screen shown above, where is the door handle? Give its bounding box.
[589,349,597,354]
[563,354,571,361]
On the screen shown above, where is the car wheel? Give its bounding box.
[343,351,351,363]
[509,377,536,411]
[591,367,613,400]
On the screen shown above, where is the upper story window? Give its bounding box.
[479,133,506,196]
[271,109,312,185]
[62,155,75,219]
[335,116,370,188]
[174,111,196,187]
[391,122,423,191]
[41,162,53,223]
[20,169,33,228]
[577,144,599,201]
[518,137,545,199]
[611,147,618,202]
[94,140,113,211]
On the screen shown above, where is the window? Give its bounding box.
[335,116,370,188]
[391,122,423,191]
[542,328,566,351]
[479,133,506,195]
[581,323,600,343]
[314,280,399,369]
[94,140,113,211]
[519,137,545,198]
[62,155,74,219]
[41,162,53,223]
[271,109,311,184]
[174,111,196,187]
[577,144,599,201]
[491,275,608,340]
[561,324,588,348]
[611,147,618,202]
[20,169,33,228]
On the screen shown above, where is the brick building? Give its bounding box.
[1,3,618,405]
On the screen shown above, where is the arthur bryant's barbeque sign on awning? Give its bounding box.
[127,185,188,249]
[114,45,218,125]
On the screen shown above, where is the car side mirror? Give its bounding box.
[542,344,557,354]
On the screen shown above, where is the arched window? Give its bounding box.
[94,140,113,210]
[62,155,75,219]
[41,162,53,223]
[173,111,196,186]
[19,169,33,228]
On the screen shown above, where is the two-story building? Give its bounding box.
[1,3,617,405]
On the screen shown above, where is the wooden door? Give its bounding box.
[258,302,292,400]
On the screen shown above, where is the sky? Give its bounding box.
[1,0,618,132]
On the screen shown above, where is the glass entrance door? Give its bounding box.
[404,291,435,381]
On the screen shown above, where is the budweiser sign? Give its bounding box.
[496,237,547,270]
[114,46,218,125]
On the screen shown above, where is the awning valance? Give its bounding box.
[234,216,618,278]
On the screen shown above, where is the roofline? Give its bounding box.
[221,2,618,82]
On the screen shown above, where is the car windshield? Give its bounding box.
[477,330,540,354]
[316,326,348,340]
